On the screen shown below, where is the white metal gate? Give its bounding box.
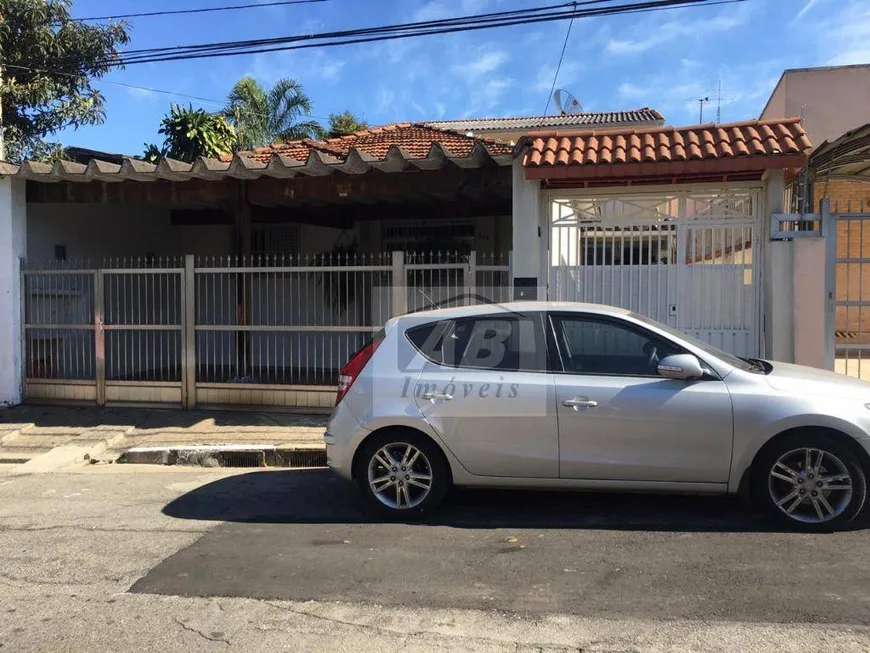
[549,188,761,357]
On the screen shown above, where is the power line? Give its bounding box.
[544,2,578,115]
[102,0,745,67]
[2,64,329,123]
[74,0,327,22]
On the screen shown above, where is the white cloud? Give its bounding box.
[796,0,822,20]
[605,8,748,55]
[412,2,452,22]
[375,87,396,114]
[126,87,155,100]
[457,50,509,77]
[818,1,870,65]
[533,61,582,93]
[617,82,647,99]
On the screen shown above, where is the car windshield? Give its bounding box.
[628,312,758,372]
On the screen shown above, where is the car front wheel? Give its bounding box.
[354,431,449,519]
[754,434,868,532]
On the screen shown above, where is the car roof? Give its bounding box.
[395,301,631,323]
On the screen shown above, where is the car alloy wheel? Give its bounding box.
[768,447,853,524]
[367,442,434,510]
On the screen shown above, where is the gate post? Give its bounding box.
[466,251,477,305]
[94,270,106,406]
[822,199,836,370]
[182,255,196,408]
[391,251,407,317]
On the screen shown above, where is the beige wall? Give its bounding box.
[761,65,870,146]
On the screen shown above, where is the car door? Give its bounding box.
[410,312,559,478]
[549,312,734,483]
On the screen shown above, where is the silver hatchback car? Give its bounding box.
[325,302,870,531]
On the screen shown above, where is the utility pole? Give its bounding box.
[698,97,710,123]
[716,79,722,124]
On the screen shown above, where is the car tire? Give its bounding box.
[753,433,868,532]
[354,430,449,520]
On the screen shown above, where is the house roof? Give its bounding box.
[424,108,665,133]
[520,117,813,180]
[0,123,513,184]
[241,123,513,163]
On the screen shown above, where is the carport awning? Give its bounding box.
[518,117,811,181]
[809,123,870,179]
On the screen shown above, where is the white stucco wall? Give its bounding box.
[0,179,27,405]
[511,158,545,299]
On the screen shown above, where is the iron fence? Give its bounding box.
[21,251,511,409]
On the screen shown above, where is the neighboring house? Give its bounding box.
[0,115,815,411]
[424,108,665,143]
[760,64,870,376]
[760,63,870,210]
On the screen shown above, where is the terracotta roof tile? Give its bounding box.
[524,118,812,173]
[239,123,513,164]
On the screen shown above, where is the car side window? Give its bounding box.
[550,315,684,377]
[442,314,547,372]
[406,321,449,365]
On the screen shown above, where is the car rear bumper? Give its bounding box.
[324,401,368,480]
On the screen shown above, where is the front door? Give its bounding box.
[549,313,734,483]
[411,312,558,478]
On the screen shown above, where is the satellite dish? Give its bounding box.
[553,89,584,115]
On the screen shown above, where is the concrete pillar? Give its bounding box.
[793,238,827,369]
[768,241,795,362]
[762,169,785,358]
[0,178,27,406]
[511,158,545,300]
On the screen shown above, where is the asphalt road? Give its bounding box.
[2,464,870,652]
[135,468,870,625]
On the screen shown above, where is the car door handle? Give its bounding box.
[563,397,597,410]
[421,391,453,402]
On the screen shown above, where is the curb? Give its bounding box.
[116,444,327,468]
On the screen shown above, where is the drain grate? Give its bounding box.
[273,449,327,468]
[217,450,267,468]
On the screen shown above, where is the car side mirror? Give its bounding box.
[657,354,703,380]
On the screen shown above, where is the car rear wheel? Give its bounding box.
[754,433,867,532]
[354,430,449,520]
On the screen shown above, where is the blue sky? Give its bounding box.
[59,0,870,155]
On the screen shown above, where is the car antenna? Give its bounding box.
[417,288,437,310]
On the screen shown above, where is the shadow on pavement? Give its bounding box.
[162,468,804,533]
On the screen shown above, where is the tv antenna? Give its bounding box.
[698,96,710,123]
[553,89,584,115]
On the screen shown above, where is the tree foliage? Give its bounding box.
[143,104,236,163]
[0,0,130,162]
[327,110,368,138]
[224,76,322,149]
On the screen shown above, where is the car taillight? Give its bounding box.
[335,337,383,405]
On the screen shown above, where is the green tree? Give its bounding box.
[327,110,368,138]
[143,104,236,163]
[224,76,322,150]
[0,0,130,163]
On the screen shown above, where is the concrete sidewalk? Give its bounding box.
[0,405,327,468]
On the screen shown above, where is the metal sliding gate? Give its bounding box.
[549,189,761,357]
[831,200,870,380]
[22,251,510,409]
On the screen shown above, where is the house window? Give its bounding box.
[54,245,67,261]
[252,225,301,257]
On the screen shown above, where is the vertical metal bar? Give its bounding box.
[94,270,105,406]
[182,256,196,408]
